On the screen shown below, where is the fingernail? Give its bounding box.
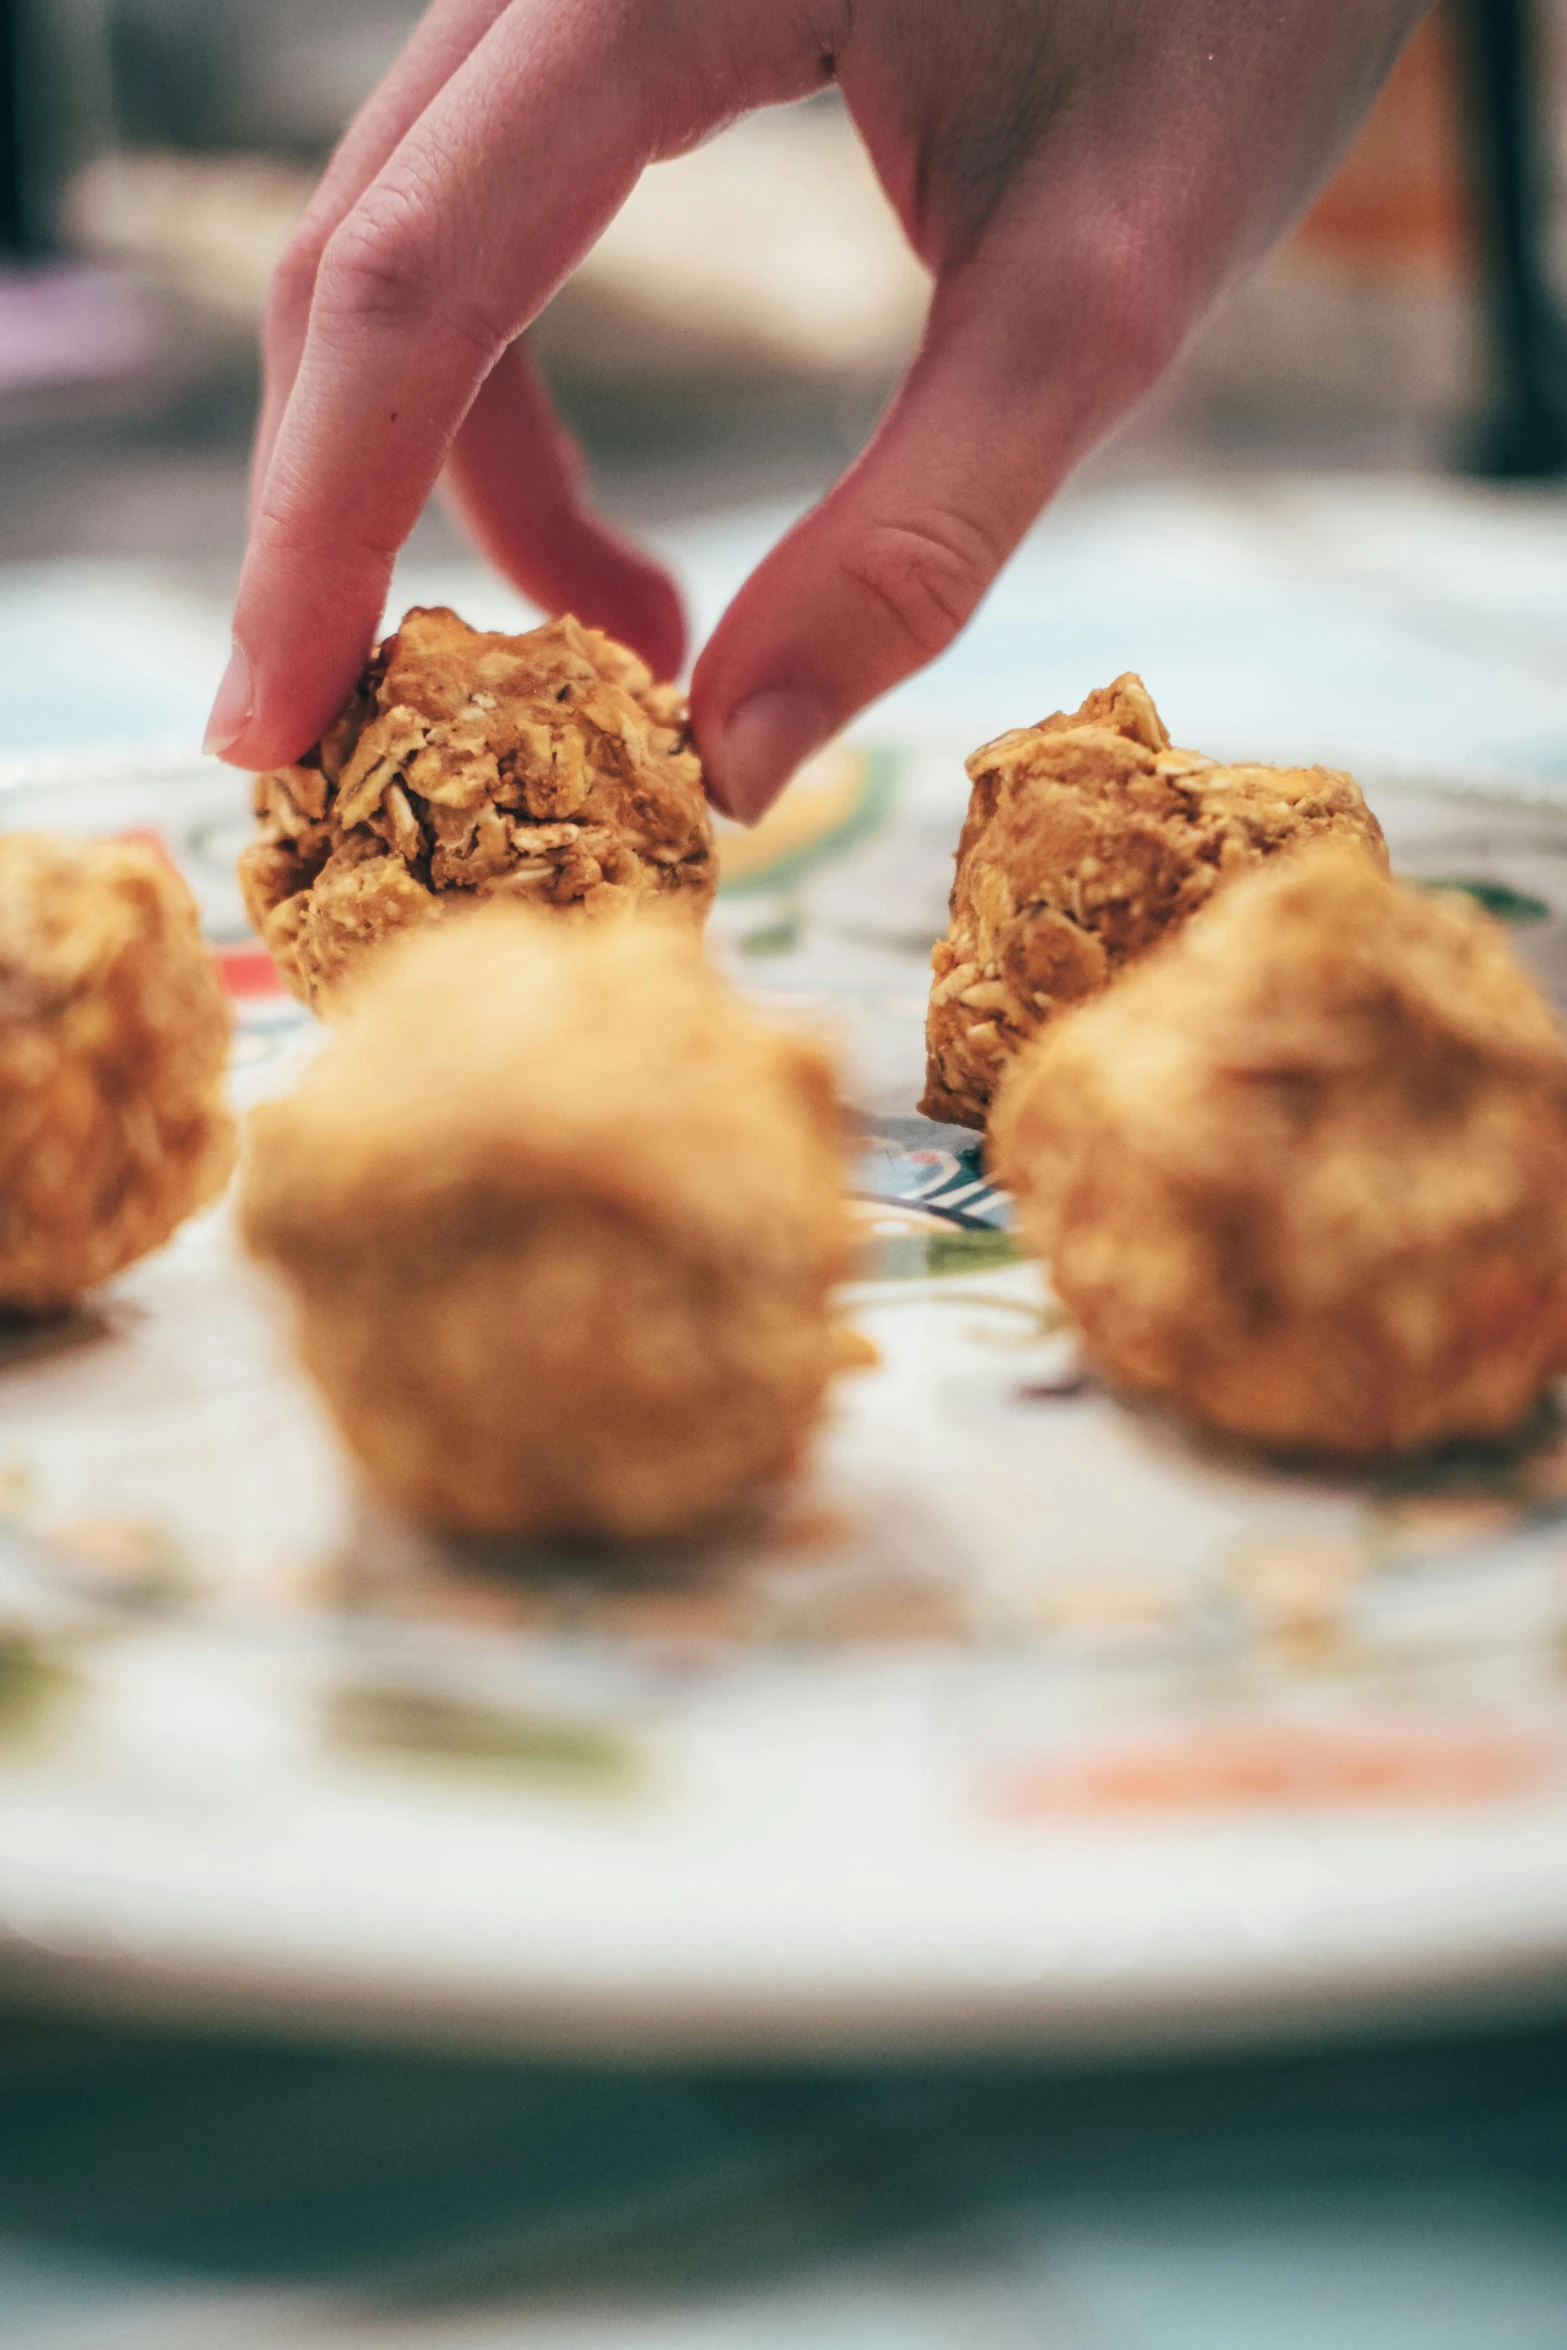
[203,637,254,758]
[709,688,830,824]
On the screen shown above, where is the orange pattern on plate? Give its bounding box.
[995,1722,1557,1817]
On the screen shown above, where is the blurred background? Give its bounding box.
[0,1,1564,573]
[8,0,1567,791]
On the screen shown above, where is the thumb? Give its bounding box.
[689,232,1180,819]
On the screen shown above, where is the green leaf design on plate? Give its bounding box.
[329,1683,636,1787]
[860,1225,1022,1281]
[1421,878,1551,922]
[0,1629,70,1740]
[737,911,804,958]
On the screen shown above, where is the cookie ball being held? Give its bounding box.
[0,833,235,1312]
[923,673,1386,1130]
[240,605,715,1011]
[991,844,1567,1458]
[239,909,854,1541]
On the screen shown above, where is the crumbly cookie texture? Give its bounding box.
[0,833,235,1311]
[991,844,1567,1458]
[239,605,715,1011]
[922,673,1387,1129]
[239,908,854,1541]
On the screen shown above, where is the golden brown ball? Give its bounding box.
[0,832,235,1311]
[239,605,716,1010]
[239,907,853,1540]
[923,673,1387,1129]
[991,844,1567,1458]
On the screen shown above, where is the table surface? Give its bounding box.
[5,465,1567,2346]
[1,1998,1565,2350]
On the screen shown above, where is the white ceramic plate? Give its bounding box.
[4,744,1567,2054]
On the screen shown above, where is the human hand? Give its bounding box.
[208,0,1431,818]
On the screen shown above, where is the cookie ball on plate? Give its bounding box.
[239,605,716,1011]
[922,672,1386,1129]
[239,907,853,1540]
[0,832,234,1311]
[991,844,1567,1457]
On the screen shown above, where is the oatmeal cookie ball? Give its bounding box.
[0,833,235,1311]
[922,673,1386,1129]
[991,845,1567,1457]
[239,605,716,1010]
[239,908,853,1540]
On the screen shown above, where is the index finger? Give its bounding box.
[214,0,674,771]
[251,0,511,515]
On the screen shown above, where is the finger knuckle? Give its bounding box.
[843,510,999,664]
[251,492,401,573]
[317,185,446,330]
[1075,211,1190,389]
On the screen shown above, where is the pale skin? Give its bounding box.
[207,0,1433,820]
